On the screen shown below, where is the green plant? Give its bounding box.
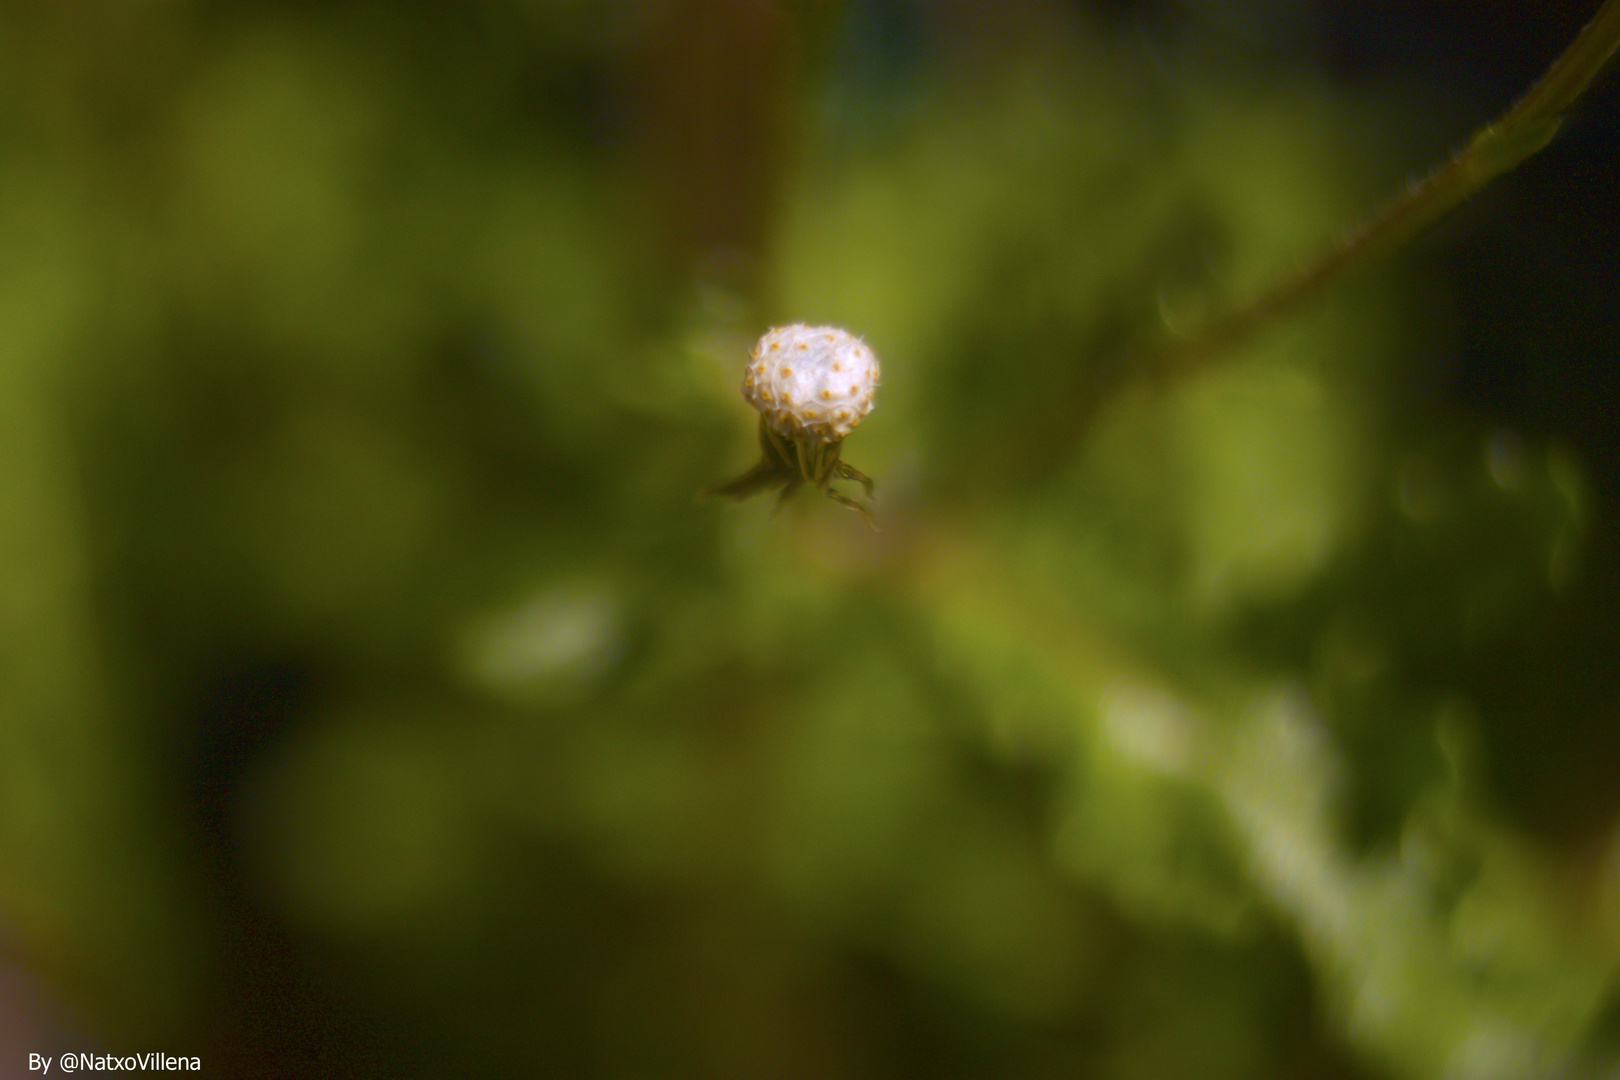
[1157,0,1620,369]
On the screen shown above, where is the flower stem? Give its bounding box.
[1157,0,1620,370]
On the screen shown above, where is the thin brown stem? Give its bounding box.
[1155,0,1620,371]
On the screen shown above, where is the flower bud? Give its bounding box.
[742,324,879,442]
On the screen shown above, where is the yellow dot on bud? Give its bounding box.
[820,389,833,400]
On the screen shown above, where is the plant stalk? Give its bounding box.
[1158,0,1620,369]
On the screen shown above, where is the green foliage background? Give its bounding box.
[0,2,1616,1077]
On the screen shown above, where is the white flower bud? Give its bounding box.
[741,324,879,442]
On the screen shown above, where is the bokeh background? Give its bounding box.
[1,1,1618,1077]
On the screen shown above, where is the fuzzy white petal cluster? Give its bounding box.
[742,324,879,442]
